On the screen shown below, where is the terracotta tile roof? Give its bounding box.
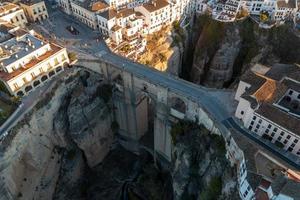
[142,0,169,12]
[260,179,271,189]
[255,188,270,200]
[99,9,117,20]
[0,44,62,82]
[116,8,134,18]
[91,1,109,12]
[253,79,277,103]
[241,70,267,95]
[0,3,19,16]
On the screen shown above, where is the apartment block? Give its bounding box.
[0,2,28,28]
[19,0,49,22]
[0,23,70,96]
[235,64,300,157]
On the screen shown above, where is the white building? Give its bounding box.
[235,64,300,157]
[274,0,297,21]
[19,0,49,22]
[0,24,70,96]
[58,0,109,29]
[135,0,171,33]
[0,2,28,28]
[98,8,146,56]
[70,0,109,29]
[103,0,134,8]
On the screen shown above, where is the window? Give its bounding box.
[253,116,257,120]
[249,126,253,131]
[278,136,282,141]
[251,121,254,125]
[280,132,285,136]
[61,54,66,61]
[287,135,291,139]
[254,129,258,133]
[291,143,296,148]
[271,132,275,137]
[283,140,288,144]
[265,129,269,133]
[13,83,18,90]
[288,147,293,152]
[289,90,293,95]
[243,190,249,198]
[258,119,262,124]
[294,139,298,143]
[268,124,271,129]
[241,111,244,115]
[33,9,37,15]
[256,124,260,129]
[16,16,19,21]
[21,14,24,20]
[273,128,278,132]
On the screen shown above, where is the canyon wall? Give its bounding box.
[170,121,239,200]
[0,69,114,200]
[188,16,300,88]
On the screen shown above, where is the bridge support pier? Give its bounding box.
[113,72,148,141]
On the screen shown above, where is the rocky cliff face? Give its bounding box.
[171,121,239,200]
[188,16,300,88]
[0,69,114,200]
[191,20,241,88]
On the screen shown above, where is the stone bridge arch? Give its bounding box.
[168,94,188,120]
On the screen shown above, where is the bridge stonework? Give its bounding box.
[77,55,232,162]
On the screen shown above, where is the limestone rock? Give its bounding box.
[171,124,239,200]
[191,24,241,88]
[0,69,114,200]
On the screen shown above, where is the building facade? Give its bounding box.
[20,0,49,22]
[0,25,70,96]
[235,64,300,157]
[0,2,28,28]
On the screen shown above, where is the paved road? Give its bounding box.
[223,117,300,170]
[79,51,300,168]
[94,52,230,122]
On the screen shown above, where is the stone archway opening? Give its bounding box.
[56,66,63,73]
[33,80,41,87]
[134,87,157,149]
[25,85,33,93]
[63,62,69,68]
[41,75,48,82]
[170,97,186,113]
[17,91,24,97]
[49,70,55,77]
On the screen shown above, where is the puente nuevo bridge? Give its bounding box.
[77,51,242,164]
